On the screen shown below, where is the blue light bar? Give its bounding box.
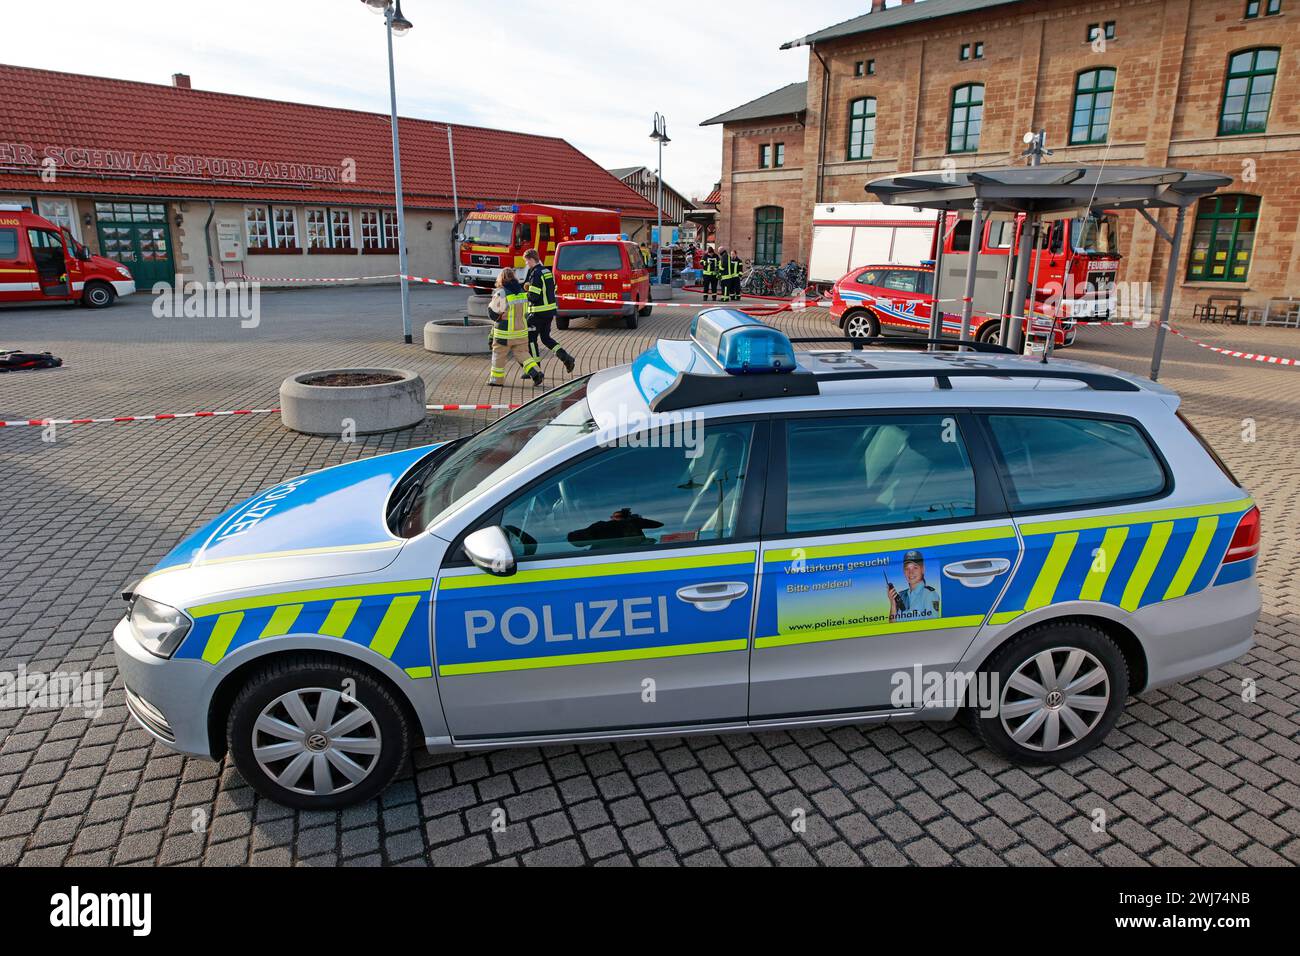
[690,310,797,374]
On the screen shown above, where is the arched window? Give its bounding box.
[754,206,784,266]
[848,97,877,160]
[948,84,984,153]
[1070,68,1116,145]
[1219,48,1279,135]
[1186,194,1261,282]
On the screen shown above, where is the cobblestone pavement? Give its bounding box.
[1,286,1297,867]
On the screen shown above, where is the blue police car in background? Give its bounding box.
[115,311,1261,809]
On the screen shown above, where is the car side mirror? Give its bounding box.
[77,247,91,261]
[463,526,516,577]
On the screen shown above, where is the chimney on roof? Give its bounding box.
[871,0,887,11]
[171,73,191,89]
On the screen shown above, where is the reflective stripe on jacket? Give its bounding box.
[525,264,557,314]
[493,290,530,340]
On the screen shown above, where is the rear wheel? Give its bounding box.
[82,281,116,309]
[227,655,410,810]
[972,622,1128,765]
[842,308,879,340]
[555,316,570,331]
[623,311,639,330]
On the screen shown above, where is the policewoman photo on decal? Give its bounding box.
[887,549,941,623]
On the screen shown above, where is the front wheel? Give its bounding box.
[972,622,1128,765]
[82,282,116,309]
[842,308,879,340]
[975,320,1002,344]
[555,316,570,331]
[227,655,410,810]
[638,302,653,318]
[623,311,639,329]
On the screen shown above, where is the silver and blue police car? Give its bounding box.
[115,312,1261,809]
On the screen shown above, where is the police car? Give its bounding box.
[115,312,1261,809]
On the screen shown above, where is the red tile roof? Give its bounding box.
[703,186,721,206]
[0,64,658,216]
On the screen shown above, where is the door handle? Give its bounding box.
[942,558,1011,588]
[676,581,750,612]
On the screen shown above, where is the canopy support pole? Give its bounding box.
[1149,204,1187,382]
[1006,213,1035,353]
[959,198,985,350]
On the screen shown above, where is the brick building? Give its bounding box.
[704,0,1299,313]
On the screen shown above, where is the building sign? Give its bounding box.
[216,220,243,261]
[0,142,343,185]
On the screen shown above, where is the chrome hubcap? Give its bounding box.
[252,688,382,796]
[999,646,1110,753]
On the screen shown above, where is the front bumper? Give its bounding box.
[113,616,218,759]
[111,279,136,297]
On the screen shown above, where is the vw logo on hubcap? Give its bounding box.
[305,732,329,752]
[1045,690,1064,709]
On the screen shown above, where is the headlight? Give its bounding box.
[116,266,132,278]
[129,596,191,658]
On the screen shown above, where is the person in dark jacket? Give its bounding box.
[523,249,576,374]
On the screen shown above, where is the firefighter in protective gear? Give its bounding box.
[701,247,720,300]
[725,252,744,302]
[717,248,733,302]
[524,249,576,374]
[487,267,543,387]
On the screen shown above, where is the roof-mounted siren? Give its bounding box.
[690,310,798,375]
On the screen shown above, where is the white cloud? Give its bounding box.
[3,0,867,199]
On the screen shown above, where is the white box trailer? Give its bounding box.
[808,202,940,286]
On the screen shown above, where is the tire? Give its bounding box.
[556,316,570,331]
[227,654,410,810]
[975,320,1002,344]
[972,621,1128,765]
[638,302,653,318]
[82,281,116,309]
[623,311,639,330]
[841,308,879,340]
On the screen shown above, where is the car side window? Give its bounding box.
[855,269,882,285]
[985,414,1166,512]
[785,415,976,533]
[499,422,754,560]
[0,228,18,259]
[881,271,918,293]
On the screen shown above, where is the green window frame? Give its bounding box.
[774,143,785,167]
[1219,47,1279,135]
[948,84,984,154]
[847,97,876,160]
[759,144,771,168]
[754,206,784,266]
[1245,1,1281,18]
[1070,68,1116,145]
[1185,194,1261,283]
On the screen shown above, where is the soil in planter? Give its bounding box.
[301,371,403,387]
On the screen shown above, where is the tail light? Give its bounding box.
[1223,506,1260,564]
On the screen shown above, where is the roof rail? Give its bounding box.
[816,367,1140,391]
[788,335,1015,355]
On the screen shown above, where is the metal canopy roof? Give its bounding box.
[865,165,1233,215]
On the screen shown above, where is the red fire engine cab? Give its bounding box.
[457,203,622,293]
[0,205,136,308]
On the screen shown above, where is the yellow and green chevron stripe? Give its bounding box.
[177,579,434,678]
[991,498,1253,624]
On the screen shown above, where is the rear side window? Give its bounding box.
[785,415,976,533]
[1177,411,1240,486]
[0,228,17,259]
[985,414,1166,512]
[555,244,624,272]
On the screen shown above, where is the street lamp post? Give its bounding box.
[363,0,414,343]
[650,113,670,283]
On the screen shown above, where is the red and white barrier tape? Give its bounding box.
[426,403,522,411]
[0,408,280,428]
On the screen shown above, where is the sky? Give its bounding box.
[3,0,870,201]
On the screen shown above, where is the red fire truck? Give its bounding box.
[0,205,136,308]
[457,203,622,293]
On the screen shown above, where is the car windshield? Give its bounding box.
[1071,214,1119,254]
[463,218,513,246]
[395,378,596,537]
[555,244,623,271]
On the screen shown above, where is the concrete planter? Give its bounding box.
[425,317,493,355]
[466,294,491,319]
[280,368,425,436]
[650,283,674,301]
